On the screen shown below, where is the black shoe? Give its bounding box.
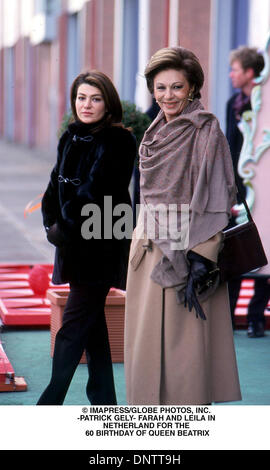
[247,322,265,338]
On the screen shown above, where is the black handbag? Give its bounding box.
[217,189,268,283]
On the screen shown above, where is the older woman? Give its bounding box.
[37,71,136,405]
[124,47,242,405]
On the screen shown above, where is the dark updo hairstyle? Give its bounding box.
[144,46,204,99]
[70,70,123,131]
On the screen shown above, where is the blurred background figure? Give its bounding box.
[226,46,264,196]
[225,45,268,337]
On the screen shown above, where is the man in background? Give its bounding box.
[226,45,269,337]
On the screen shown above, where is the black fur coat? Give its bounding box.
[42,121,136,287]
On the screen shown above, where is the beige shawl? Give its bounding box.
[139,98,236,301]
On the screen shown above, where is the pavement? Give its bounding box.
[0,139,55,265]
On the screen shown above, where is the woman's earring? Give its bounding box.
[188,90,194,102]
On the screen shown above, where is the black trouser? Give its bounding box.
[247,277,270,326]
[37,283,117,405]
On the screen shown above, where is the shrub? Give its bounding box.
[121,100,151,147]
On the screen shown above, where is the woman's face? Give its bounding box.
[75,83,106,124]
[153,68,193,121]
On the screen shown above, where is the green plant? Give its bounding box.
[121,100,151,147]
[57,110,73,139]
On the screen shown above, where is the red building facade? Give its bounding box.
[0,0,256,151]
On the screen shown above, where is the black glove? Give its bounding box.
[45,223,66,247]
[184,251,216,320]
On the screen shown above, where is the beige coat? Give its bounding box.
[124,225,242,405]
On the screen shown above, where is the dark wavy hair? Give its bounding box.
[70,70,123,131]
[144,46,204,99]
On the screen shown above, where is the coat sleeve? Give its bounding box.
[190,232,222,263]
[41,132,67,228]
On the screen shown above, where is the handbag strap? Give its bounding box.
[235,180,253,222]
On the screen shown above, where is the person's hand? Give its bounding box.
[45,223,66,247]
[188,257,209,286]
[184,274,207,320]
[184,251,216,320]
